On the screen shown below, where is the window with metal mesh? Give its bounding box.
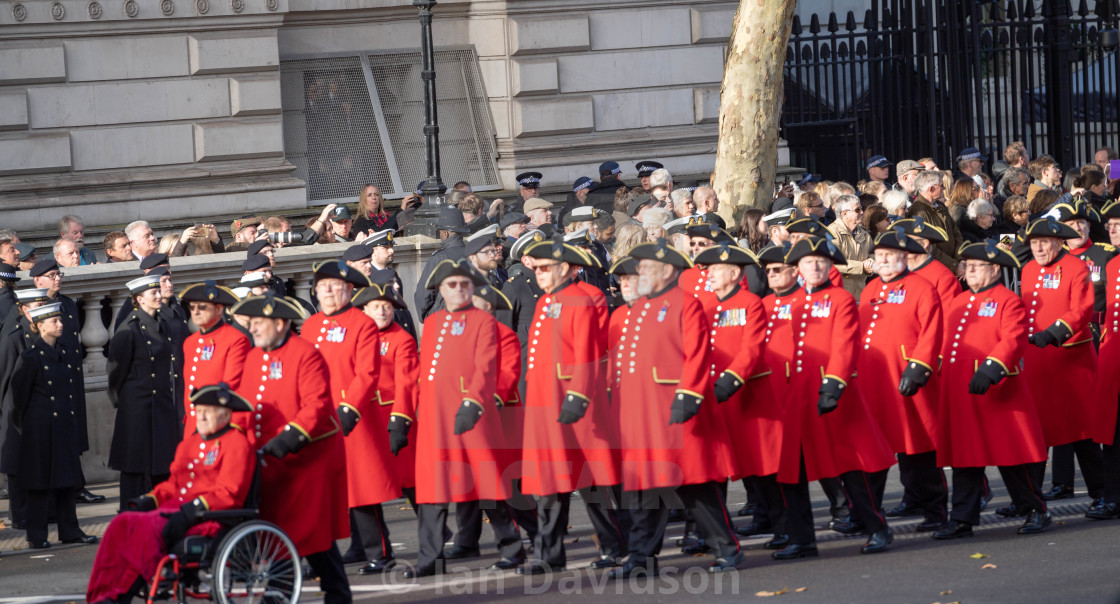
[280,48,499,205]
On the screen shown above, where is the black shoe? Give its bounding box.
[1086,501,1120,520]
[1017,510,1052,534]
[736,503,756,517]
[341,549,368,565]
[75,489,106,504]
[735,521,774,537]
[590,556,620,569]
[763,534,791,550]
[516,562,561,575]
[932,520,974,540]
[668,509,686,523]
[0,487,8,500]
[358,557,396,575]
[708,551,745,573]
[828,518,865,534]
[995,503,1028,518]
[675,533,699,547]
[860,528,893,554]
[771,543,818,560]
[402,563,440,579]
[1042,485,1074,501]
[60,534,99,545]
[444,545,481,560]
[916,519,944,532]
[681,539,712,555]
[607,557,658,579]
[884,501,923,518]
[27,540,51,549]
[489,557,525,571]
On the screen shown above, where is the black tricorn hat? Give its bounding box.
[686,220,736,243]
[608,256,638,275]
[1101,199,1120,220]
[312,259,371,287]
[179,281,239,306]
[351,283,408,310]
[958,240,1021,268]
[628,238,693,269]
[189,383,253,412]
[785,215,832,237]
[474,285,512,311]
[424,258,488,290]
[230,293,308,320]
[786,236,847,265]
[757,242,794,266]
[1049,199,1100,223]
[1023,216,1080,242]
[872,227,927,254]
[525,235,597,267]
[891,217,948,243]
[694,242,758,267]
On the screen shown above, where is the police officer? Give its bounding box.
[107,275,180,506]
[512,172,544,214]
[633,161,665,194]
[586,162,629,213]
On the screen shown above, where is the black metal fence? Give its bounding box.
[781,0,1120,184]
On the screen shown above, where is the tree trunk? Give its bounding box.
[713,0,798,224]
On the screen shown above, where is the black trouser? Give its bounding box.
[748,474,787,531]
[506,479,539,541]
[305,544,351,604]
[421,501,523,569]
[26,487,81,544]
[452,498,530,551]
[818,477,850,520]
[6,473,26,524]
[533,485,629,568]
[118,472,169,511]
[896,451,948,523]
[951,464,1047,526]
[1049,440,1105,498]
[781,457,887,545]
[622,483,740,563]
[349,505,393,561]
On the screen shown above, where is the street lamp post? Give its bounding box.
[405,0,446,238]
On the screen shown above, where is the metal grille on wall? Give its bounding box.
[280,47,499,204]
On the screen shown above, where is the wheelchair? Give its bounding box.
[144,453,302,604]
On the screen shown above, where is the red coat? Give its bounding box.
[775,283,895,483]
[149,425,254,512]
[374,323,419,488]
[937,285,1047,467]
[680,266,716,306]
[857,272,943,454]
[914,256,962,324]
[521,281,620,496]
[1021,252,1097,446]
[301,305,398,508]
[1095,255,1120,445]
[761,287,801,408]
[608,305,631,397]
[236,335,348,556]
[700,286,782,478]
[616,286,737,489]
[496,321,525,479]
[182,321,251,437]
[394,307,512,503]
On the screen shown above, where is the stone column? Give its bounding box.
[79,293,110,376]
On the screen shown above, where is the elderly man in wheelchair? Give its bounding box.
[87,384,300,604]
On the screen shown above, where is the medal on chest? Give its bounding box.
[887,287,907,304]
[701,271,714,292]
[325,323,347,343]
[1042,267,1062,290]
[269,360,283,380]
[811,296,832,318]
[450,318,466,336]
[657,301,670,323]
[1086,259,1101,282]
[978,298,998,318]
[379,340,389,356]
[777,303,792,320]
[544,302,563,319]
[200,341,215,361]
[204,441,220,466]
[717,308,747,327]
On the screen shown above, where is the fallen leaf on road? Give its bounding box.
[795,587,808,592]
[940,590,952,595]
[968,552,988,559]
[981,563,997,570]
[755,587,789,597]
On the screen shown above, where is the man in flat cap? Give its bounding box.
[933,242,1050,539]
[415,205,470,320]
[1019,217,1105,506]
[610,239,742,577]
[233,292,351,603]
[518,237,627,575]
[389,259,525,578]
[178,282,251,437]
[857,229,947,531]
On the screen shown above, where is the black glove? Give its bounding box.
[1028,329,1057,348]
[712,372,743,403]
[897,362,932,397]
[1028,322,1070,348]
[453,400,484,435]
[337,405,360,437]
[128,495,157,512]
[387,415,411,456]
[181,498,206,523]
[968,359,1007,395]
[160,511,190,546]
[669,392,703,425]
[817,377,845,416]
[262,424,307,459]
[557,393,589,424]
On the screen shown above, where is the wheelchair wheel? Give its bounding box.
[211,520,302,604]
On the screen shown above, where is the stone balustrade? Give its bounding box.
[39,236,440,482]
